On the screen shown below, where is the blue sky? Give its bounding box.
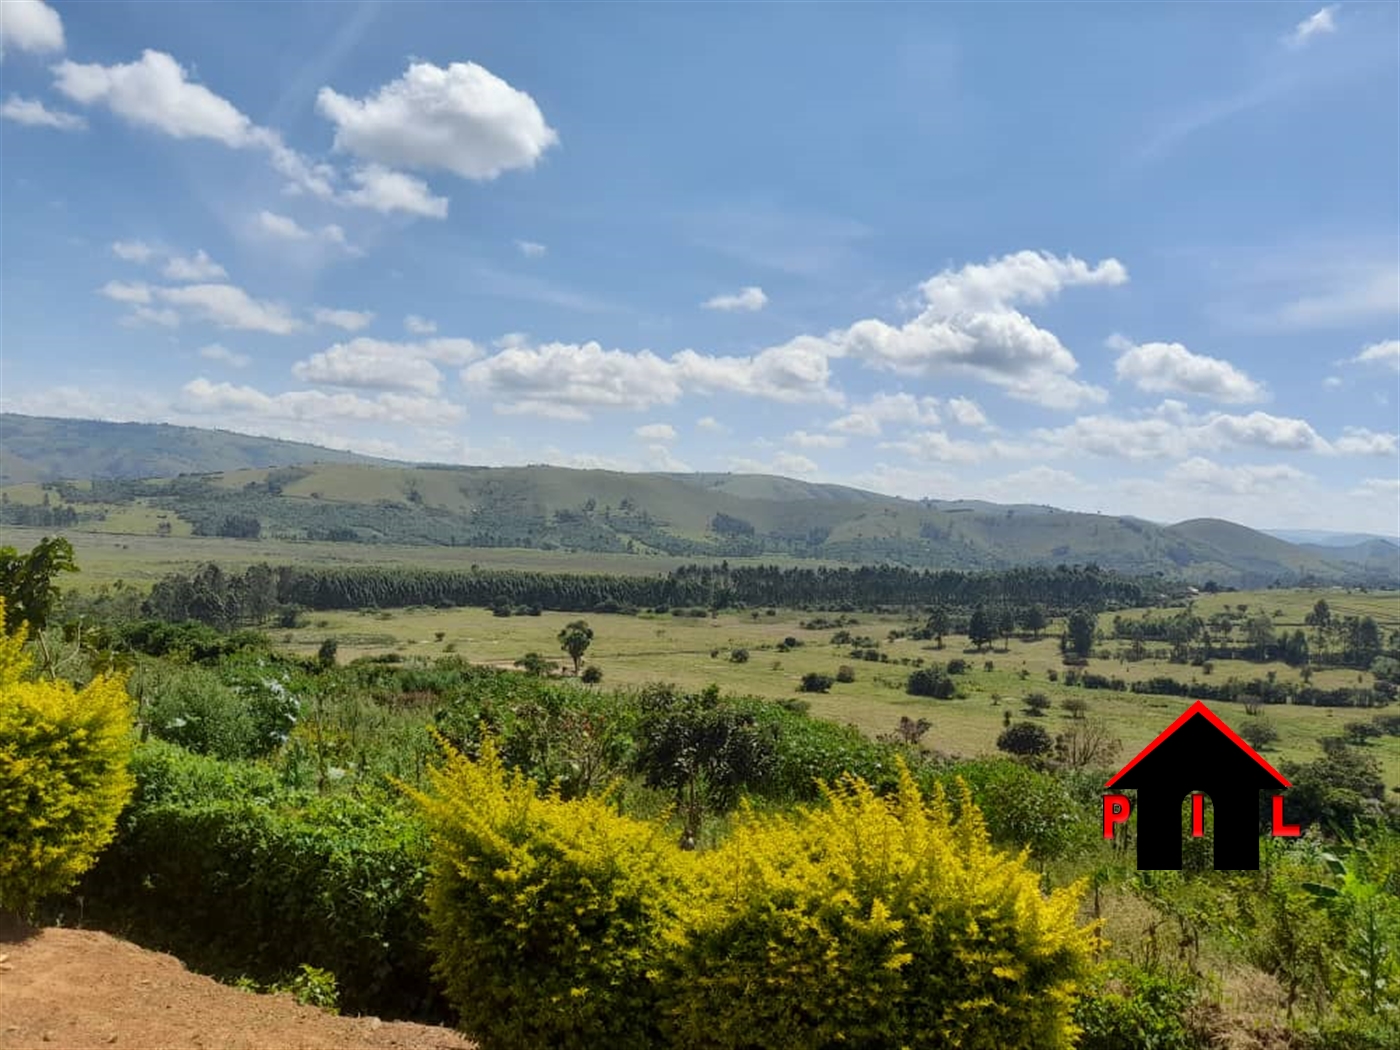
[1,0,1397,533]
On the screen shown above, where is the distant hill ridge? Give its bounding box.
[1,413,1396,588]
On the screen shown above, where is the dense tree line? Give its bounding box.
[139,561,1157,627]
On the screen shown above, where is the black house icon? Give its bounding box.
[1106,701,1291,870]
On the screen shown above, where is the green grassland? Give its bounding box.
[273,589,1400,791]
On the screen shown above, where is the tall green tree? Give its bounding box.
[557,619,594,674]
[967,606,995,651]
[1064,608,1096,659]
[0,536,77,636]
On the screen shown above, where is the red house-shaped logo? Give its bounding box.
[1104,701,1294,870]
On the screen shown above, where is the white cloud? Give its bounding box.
[786,429,846,449]
[828,392,941,437]
[1278,267,1399,328]
[316,60,559,181]
[292,335,481,396]
[111,239,154,263]
[1287,6,1338,48]
[1330,427,1398,456]
[99,280,152,304]
[635,423,677,442]
[0,0,64,57]
[341,164,448,219]
[178,377,463,427]
[1112,337,1266,403]
[1349,478,1400,501]
[53,50,255,145]
[461,335,840,420]
[776,250,1124,410]
[155,283,302,334]
[696,416,729,434]
[730,451,819,477]
[464,341,681,416]
[516,240,547,258]
[198,343,250,368]
[162,249,226,282]
[1323,375,1343,389]
[405,314,437,335]
[120,305,180,329]
[1165,457,1312,497]
[1353,339,1400,372]
[703,286,768,312]
[312,307,374,332]
[946,396,990,428]
[880,429,994,465]
[256,210,312,240]
[1,95,84,129]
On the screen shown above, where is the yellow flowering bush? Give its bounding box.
[0,598,135,913]
[413,738,1096,1050]
[408,736,695,1050]
[666,768,1096,1049]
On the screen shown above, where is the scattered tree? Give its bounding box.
[1064,609,1096,660]
[316,637,338,669]
[798,672,834,694]
[1054,719,1120,770]
[0,536,77,637]
[1060,696,1089,720]
[997,721,1053,758]
[906,667,955,699]
[557,620,594,674]
[1237,720,1278,751]
[1023,692,1052,717]
[967,606,996,652]
[835,665,856,683]
[580,665,603,685]
[515,651,551,677]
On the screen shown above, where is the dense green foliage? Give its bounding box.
[0,600,134,913]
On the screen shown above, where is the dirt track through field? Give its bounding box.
[0,924,474,1050]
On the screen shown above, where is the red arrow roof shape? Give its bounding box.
[1105,700,1291,789]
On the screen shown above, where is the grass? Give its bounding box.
[275,589,1400,791]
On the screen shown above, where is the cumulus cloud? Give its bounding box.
[294,335,481,396]
[1330,427,1398,456]
[155,283,302,334]
[0,0,65,57]
[1,95,84,129]
[696,416,729,434]
[111,239,154,263]
[461,335,839,420]
[1353,339,1400,371]
[879,429,998,465]
[1287,6,1338,48]
[786,430,846,449]
[1323,375,1343,389]
[1165,457,1312,496]
[198,343,250,368]
[162,249,226,282]
[49,50,447,220]
[53,50,256,145]
[946,396,990,428]
[403,315,437,336]
[340,164,448,218]
[121,305,180,328]
[1350,477,1400,500]
[634,423,677,442]
[178,377,463,427]
[516,240,547,258]
[730,451,819,477]
[773,250,1124,410]
[316,60,559,180]
[1112,337,1266,403]
[99,280,152,304]
[312,307,374,332]
[828,392,942,437]
[703,286,768,312]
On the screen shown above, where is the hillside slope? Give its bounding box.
[0,414,391,483]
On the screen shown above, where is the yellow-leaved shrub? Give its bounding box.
[407,736,695,1050]
[0,598,135,914]
[665,768,1096,1049]
[413,738,1096,1050]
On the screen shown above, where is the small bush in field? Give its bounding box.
[581,665,603,685]
[0,599,134,913]
[797,672,833,693]
[729,648,749,664]
[835,664,856,683]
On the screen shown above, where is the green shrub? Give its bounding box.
[410,738,692,1049]
[934,759,1091,862]
[0,600,135,913]
[665,767,1095,1049]
[835,664,856,683]
[140,663,261,760]
[907,666,955,698]
[81,743,439,1020]
[1072,962,1202,1050]
[797,672,833,693]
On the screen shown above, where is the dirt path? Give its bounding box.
[0,925,475,1050]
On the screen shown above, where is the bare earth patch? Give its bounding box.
[0,924,474,1050]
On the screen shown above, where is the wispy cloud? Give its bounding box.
[1286,6,1339,49]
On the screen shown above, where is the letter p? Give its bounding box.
[1103,794,1131,839]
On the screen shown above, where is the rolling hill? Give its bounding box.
[1,414,1396,587]
[0,414,392,484]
